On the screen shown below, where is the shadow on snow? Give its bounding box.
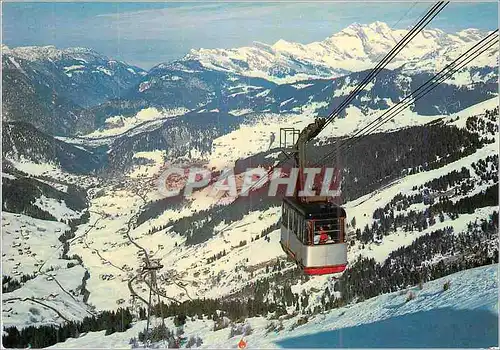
[275,307,498,348]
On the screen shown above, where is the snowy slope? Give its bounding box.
[5,157,99,189]
[33,196,81,221]
[2,212,94,330]
[80,108,188,140]
[3,266,93,330]
[345,128,498,235]
[198,96,499,171]
[48,264,498,348]
[2,212,71,277]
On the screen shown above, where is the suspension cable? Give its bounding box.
[315,30,498,167]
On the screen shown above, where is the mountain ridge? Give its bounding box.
[2,45,146,135]
[181,21,493,83]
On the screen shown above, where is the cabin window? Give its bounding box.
[297,215,304,243]
[296,214,301,242]
[282,202,345,246]
[311,218,344,245]
[283,203,290,229]
[293,211,296,233]
[282,204,288,229]
[303,220,310,244]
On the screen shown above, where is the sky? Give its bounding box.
[2,2,498,70]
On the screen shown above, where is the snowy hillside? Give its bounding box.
[42,264,498,348]
[2,212,94,330]
[2,45,146,100]
[2,122,104,174]
[185,22,494,83]
[110,47,496,135]
[4,98,489,319]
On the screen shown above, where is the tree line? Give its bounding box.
[465,107,498,137]
[357,182,498,244]
[2,308,133,348]
[2,177,88,222]
[2,274,37,293]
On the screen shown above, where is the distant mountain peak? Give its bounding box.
[340,20,392,34]
[272,38,293,48]
[3,45,109,63]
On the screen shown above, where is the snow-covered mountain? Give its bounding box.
[95,59,496,137]
[93,22,497,125]
[2,45,146,135]
[79,64,497,173]
[2,45,146,108]
[3,22,497,137]
[184,22,494,82]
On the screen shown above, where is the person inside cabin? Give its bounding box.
[313,231,320,244]
[313,226,326,244]
[323,224,330,242]
[319,226,328,244]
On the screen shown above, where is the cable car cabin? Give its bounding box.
[280,197,347,275]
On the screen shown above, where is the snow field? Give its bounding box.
[48,264,498,348]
